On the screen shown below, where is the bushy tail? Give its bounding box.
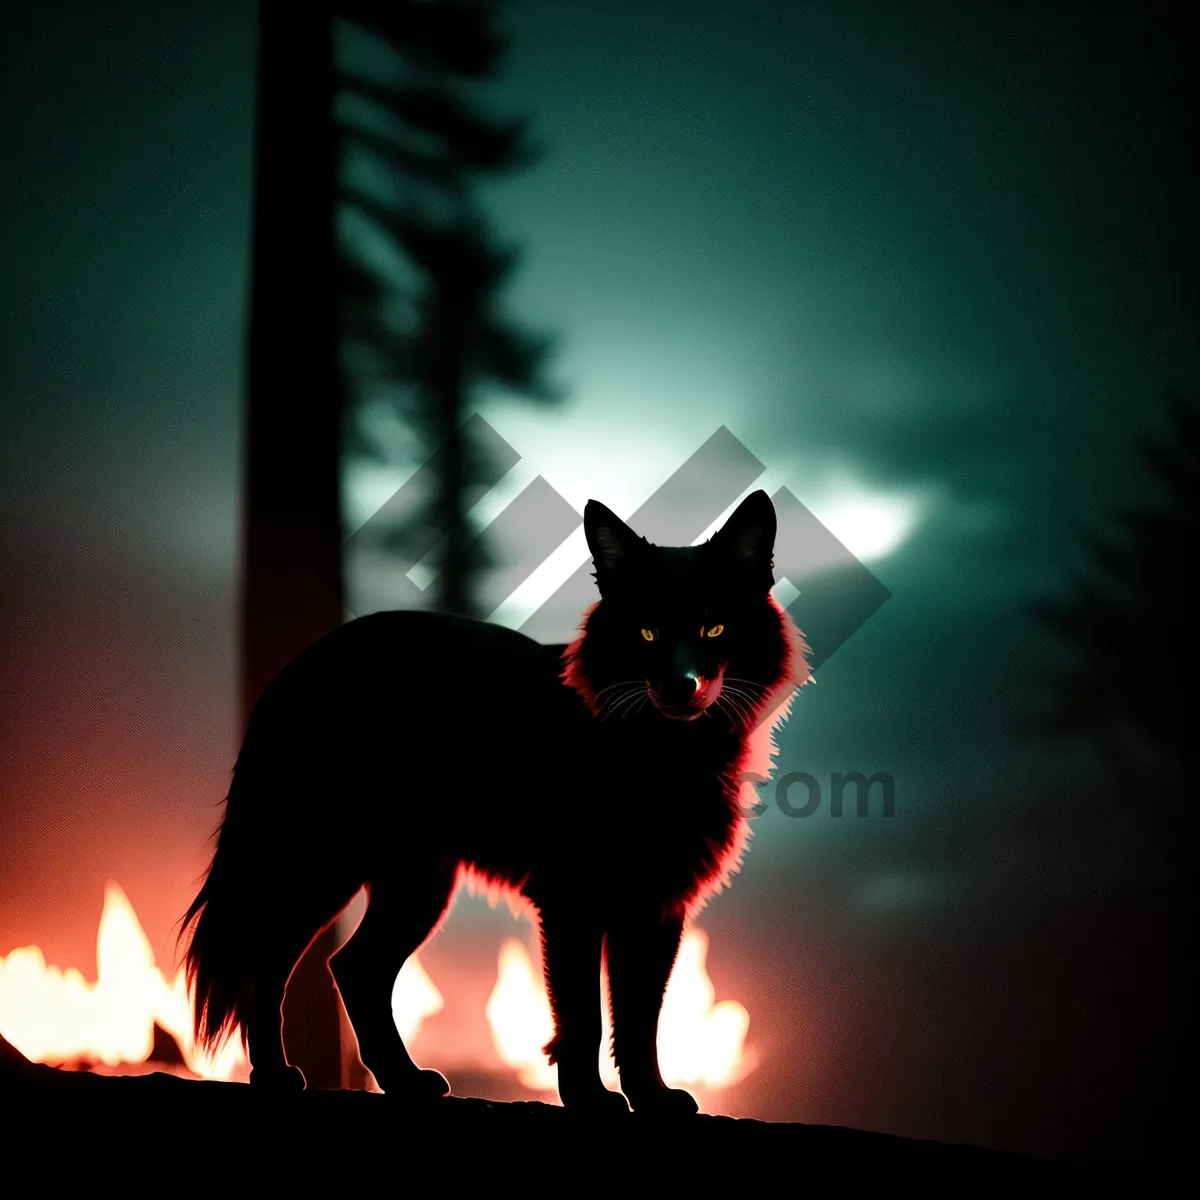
[177,775,260,1053]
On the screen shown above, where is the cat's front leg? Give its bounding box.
[606,913,700,1116]
[538,904,629,1116]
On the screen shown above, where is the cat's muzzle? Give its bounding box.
[648,674,713,721]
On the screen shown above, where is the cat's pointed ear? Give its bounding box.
[710,490,776,581]
[584,500,643,576]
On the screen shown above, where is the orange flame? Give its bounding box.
[485,938,557,1090]
[1,884,748,1102]
[485,927,753,1100]
[0,883,448,1083]
[391,956,443,1044]
[0,882,245,1078]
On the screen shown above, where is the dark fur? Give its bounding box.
[179,490,808,1112]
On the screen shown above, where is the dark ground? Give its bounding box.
[0,1034,1111,1179]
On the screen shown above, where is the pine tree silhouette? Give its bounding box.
[229,0,556,1099]
[339,0,557,617]
[1034,390,1200,862]
[236,0,556,1091]
[1035,389,1199,1162]
[241,0,346,1090]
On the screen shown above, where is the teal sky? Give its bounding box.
[1,0,1194,1161]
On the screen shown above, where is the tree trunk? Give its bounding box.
[242,0,346,1090]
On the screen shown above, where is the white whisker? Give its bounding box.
[719,688,754,724]
[720,681,768,700]
[605,687,647,722]
[720,691,758,715]
[593,679,644,704]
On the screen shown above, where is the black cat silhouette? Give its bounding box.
[180,490,809,1113]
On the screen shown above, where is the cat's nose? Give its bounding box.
[655,674,700,707]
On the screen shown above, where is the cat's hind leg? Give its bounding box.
[245,944,309,1091]
[245,881,361,1091]
[330,869,456,1100]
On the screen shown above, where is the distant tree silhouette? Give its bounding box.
[1035,390,1200,863]
[232,0,554,1095]
[1034,389,1199,1162]
[338,0,556,617]
[240,0,345,1090]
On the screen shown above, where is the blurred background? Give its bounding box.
[0,0,1195,1168]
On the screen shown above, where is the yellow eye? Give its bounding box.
[704,624,725,638]
[640,628,657,642]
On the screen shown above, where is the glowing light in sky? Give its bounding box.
[811,485,927,563]
[345,423,932,627]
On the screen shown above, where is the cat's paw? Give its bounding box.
[626,1085,699,1116]
[249,1063,307,1092]
[377,1067,451,1102]
[561,1087,631,1117]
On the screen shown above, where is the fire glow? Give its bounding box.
[486,929,753,1094]
[1,884,753,1102]
[0,882,245,1079]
